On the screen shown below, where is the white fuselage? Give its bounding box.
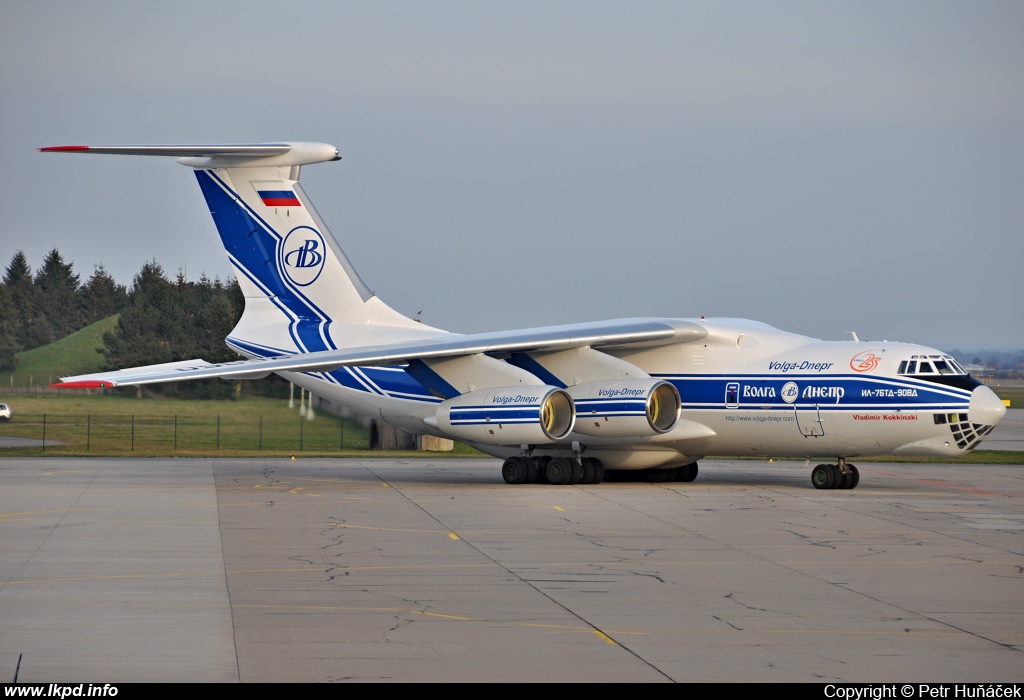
[268,319,1004,470]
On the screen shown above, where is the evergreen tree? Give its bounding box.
[103,261,181,369]
[195,280,241,361]
[3,251,32,286]
[3,251,35,350]
[0,285,20,370]
[78,264,127,325]
[23,312,54,349]
[34,248,82,339]
[227,277,244,317]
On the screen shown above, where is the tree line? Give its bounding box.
[0,249,127,369]
[0,250,258,396]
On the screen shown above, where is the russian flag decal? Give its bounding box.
[257,190,301,207]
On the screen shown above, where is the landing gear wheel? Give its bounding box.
[837,471,850,489]
[847,464,859,490]
[647,469,671,483]
[811,464,835,490]
[568,458,584,485]
[828,464,842,489]
[532,456,551,484]
[835,464,860,491]
[590,459,605,484]
[525,457,541,483]
[502,457,529,484]
[545,457,573,485]
[677,462,698,482]
[579,458,596,484]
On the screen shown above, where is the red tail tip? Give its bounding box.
[40,145,89,152]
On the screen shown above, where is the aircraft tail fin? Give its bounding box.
[41,142,427,357]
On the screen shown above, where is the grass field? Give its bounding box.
[991,385,1023,407]
[0,394,484,458]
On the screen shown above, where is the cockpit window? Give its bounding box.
[898,354,965,377]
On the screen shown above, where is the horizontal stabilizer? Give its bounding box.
[55,318,708,388]
[40,144,290,157]
[40,142,340,168]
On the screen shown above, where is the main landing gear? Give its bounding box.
[811,458,859,490]
[503,457,702,486]
[501,456,605,485]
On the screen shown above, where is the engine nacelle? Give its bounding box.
[435,385,576,445]
[568,379,681,438]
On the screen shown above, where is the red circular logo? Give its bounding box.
[850,352,881,372]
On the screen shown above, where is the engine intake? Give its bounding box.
[568,379,681,438]
[435,385,575,445]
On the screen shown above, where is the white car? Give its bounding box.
[0,403,11,423]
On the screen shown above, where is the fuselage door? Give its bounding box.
[794,405,825,437]
[725,382,739,409]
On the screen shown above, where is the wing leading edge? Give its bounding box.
[54,318,707,388]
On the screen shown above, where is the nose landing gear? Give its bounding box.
[811,458,860,490]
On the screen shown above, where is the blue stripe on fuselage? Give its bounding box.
[656,374,971,410]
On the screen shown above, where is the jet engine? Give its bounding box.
[568,379,681,438]
[434,385,576,445]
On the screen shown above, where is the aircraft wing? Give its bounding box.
[55,318,707,388]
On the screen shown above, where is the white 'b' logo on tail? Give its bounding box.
[280,226,326,287]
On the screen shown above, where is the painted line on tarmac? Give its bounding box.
[328,522,461,536]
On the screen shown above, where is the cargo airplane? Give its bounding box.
[42,142,1007,489]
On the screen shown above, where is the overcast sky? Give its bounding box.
[2,1,1022,349]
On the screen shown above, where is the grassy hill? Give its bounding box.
[3,315,118,388]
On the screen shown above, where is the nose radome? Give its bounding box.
[970,385,1007,427]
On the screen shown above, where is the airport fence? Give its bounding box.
[0,411,370,455]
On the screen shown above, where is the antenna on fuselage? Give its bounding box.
[848,331,860,342]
